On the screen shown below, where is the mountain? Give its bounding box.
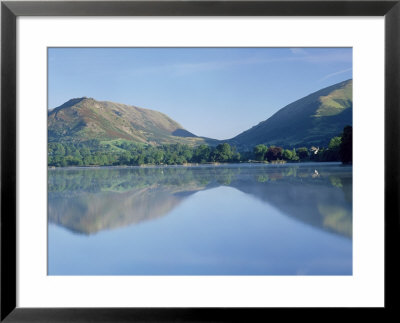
[230,79,352,148]
[48,97,213,146]
[49,79,352,150]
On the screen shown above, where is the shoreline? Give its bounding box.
[48,161,347,170]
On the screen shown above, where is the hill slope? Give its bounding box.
[49,80,352,150]
[48,97,210,146]
[230,79,352,148]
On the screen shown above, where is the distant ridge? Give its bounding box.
[229,79,352,148]
[48,79,352,149]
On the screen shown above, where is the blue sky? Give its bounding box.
[48,47,352,140]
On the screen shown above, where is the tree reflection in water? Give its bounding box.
[48,163,352,238]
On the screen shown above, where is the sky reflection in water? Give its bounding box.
[48,163,352,275]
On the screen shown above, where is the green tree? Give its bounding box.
[80,147,91,158]
[194,144,211,163]
[214,143,233,162]
[182,148,193,162]
[320,136,342,161]
[291,148,299,161]
[328,136,342,150]
[282,149,294,161]
[119,151,132,165]
[232,151,241,162]
[153,150,164,164]
[136,155,145,166]
[64,155,82,166]
[54,143,66,157]
[296,147,309,160]
[253,144,268,161]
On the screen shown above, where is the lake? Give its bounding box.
[48,162,352,275]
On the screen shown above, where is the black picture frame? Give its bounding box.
[1,0,399,321]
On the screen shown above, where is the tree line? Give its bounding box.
[48,126,352,167]
[252,125,352,164]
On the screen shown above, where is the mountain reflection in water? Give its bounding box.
[48,163,352,238]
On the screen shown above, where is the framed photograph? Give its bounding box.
[1,0,399,321]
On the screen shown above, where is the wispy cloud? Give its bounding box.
[168,60,237,75]
[318,68,353,82]
[130,50,352,77]
[131,56,263,76]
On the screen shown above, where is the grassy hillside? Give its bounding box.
[48,80,352,153]
[230,79,352,149]
[48,97,212,146]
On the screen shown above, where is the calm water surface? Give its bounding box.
[48,163,352,275]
